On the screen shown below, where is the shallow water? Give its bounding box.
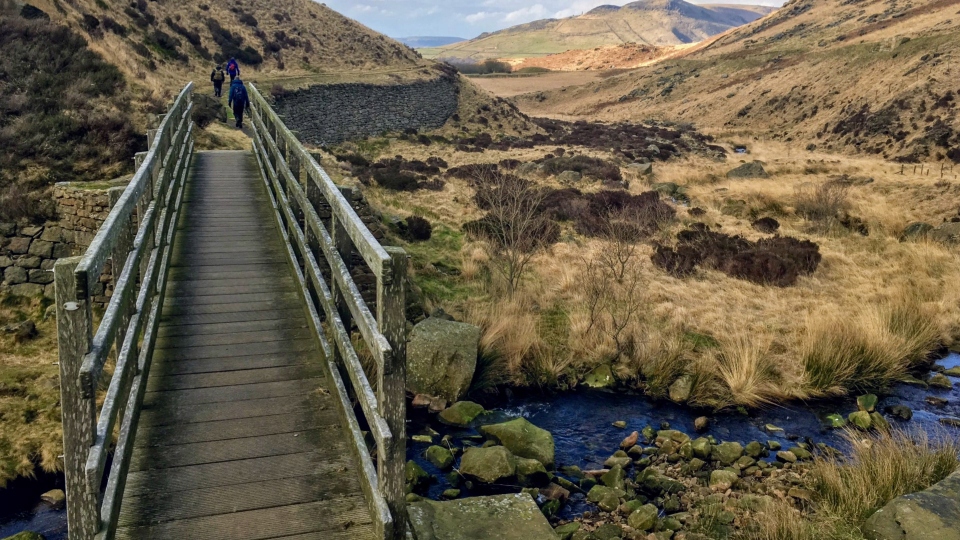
[0,471,67,540]
[2,355,957,536]
[408,353,960,519]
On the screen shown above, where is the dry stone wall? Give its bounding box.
[1,183,115,300]
[271,75,459,145]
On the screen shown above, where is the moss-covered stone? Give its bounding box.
[583,364,615,388]
[426,445,455,470]
[848,410,872,430]
[460,446,516,484]
[481,418,555,469]
[516,457,549,487]
[438,401,485,427]
[407,493,556,540]
[627,503,659,531]
[711,442,743,465]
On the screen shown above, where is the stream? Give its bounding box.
[408,352,960,519]
[1,354,957,538]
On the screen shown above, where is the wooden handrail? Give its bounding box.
[55,83,195,540]
[248,83,408,540]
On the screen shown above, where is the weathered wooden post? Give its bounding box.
[55,257,100,539]
[378,247,408,539]
[329,188,356,359]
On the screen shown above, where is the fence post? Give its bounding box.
[55,257,100,539]
[378,247,408,539]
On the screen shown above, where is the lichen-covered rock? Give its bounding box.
[627,503,659,531]
[668,375,693,403]
[407,317,480,402]
[426,445,455,470]
[406,460,431,493]
[407,493,556,540]
[710,469,739,491]
[583,364,615,388]
[931,222,960,245]
[849,410,873,430]
[480,418,555,469]
[863,469,960,540]
[515,457,549,487]
[726,160,768,179]
[858,394,879,412]
[438,401,485,427]
[930,373,954,390]
[459,446,516,484]
[2,533,46,540]
[711,442,743,466]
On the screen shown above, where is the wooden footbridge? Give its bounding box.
[55,83,408,539]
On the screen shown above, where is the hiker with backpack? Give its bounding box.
[228,77,250,129]
[210,64,226,97]
[226,58,240,82]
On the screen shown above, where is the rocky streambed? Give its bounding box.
[406,353,960,539]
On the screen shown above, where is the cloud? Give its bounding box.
[320,0,786,39]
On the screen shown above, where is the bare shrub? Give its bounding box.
[466,171,556,295]
[0,185,56,223]
[794,181,850,221]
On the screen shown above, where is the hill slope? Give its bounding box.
[518,0,960,162]
[423,0,777,61]
[23,0,432,90]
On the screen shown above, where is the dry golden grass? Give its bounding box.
[0,295,62,488]
[365,134,960,407]
[744,430,960,540]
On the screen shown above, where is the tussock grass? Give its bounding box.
[744,430,960,540]
[814,430,960,526]
[802,293,940,395]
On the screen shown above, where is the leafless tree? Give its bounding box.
[595,207,646,283]
[471,171,554,295]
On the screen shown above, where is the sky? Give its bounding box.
[320,0,786,39]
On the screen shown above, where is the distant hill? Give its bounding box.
[516,0,960,163]
[398,36,466,48]
[422,0,777,61]
[22,0,432,90]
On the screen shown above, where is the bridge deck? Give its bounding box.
[115,151,375,540]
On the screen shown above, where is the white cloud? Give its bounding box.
[465,11,496,24]
[504,4,549,23]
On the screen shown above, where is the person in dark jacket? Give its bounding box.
[210,65,226,97]
[227,78,249,129]
[226,58,240,82]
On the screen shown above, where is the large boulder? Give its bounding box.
[480,418,555,469]
[408,493,556,540]
[459,446,516,484]
[931,222,960,245]
[863,469,960,540]
[407,318,480,402]
[726,161,768,179]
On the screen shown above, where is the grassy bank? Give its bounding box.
[743,430,959,540]
[0,294,61,488]
[343,135,960,408]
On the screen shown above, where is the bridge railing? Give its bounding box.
[248,83,408,540]
[55,83,195,540]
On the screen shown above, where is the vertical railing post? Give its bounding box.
[329,190,355,356]
[378,247,408,539]
[55,257,100,539]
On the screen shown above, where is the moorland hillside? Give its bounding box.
[517,0,960,163]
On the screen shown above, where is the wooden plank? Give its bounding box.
[122,452,354,495]
[114,499,373,540]
[149,353,311,379]
[138,394,321,427]
[156,317,306,338]
[142,377,325,407]
[128,427,345,471]
[161,299,300,317]
[160,291,300,307]
[147,364,322,392]
[136,411,335,447]
[151,338,316,361]
[155,327,312,349]
[158,308,305,327]
[118,476,362,527]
